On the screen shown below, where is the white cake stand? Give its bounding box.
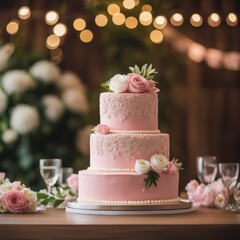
[65,200,196,215]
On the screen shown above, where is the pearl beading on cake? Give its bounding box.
[88,167,135,172]
[109,129,160,134]
[77,197,181,205]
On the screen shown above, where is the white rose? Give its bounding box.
[57,71,86,92]
[75,125,94,155]
[135,160,151,175]
[62,89,89,114]
[42,95,64,122]
[2,129,18,144]
[2,70,35,95]
[30,60,61,83]
[150,154,169,173]
[10,104,40,134]
[109,74,128,93]
[21,188,37,212]
[0,89,7,114]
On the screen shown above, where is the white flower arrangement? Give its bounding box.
[0,47,90,189]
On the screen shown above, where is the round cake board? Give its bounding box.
[65,201,196,215]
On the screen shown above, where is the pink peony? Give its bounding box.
[167,162,179,175]
[67,174,79,193]
[185,179,199,192]
[2,191,28,213]
[95,124,110,134]
[127,73,149,93]
[0,172,5,181]
[146,80,160,92]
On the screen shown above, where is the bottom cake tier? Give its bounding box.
[77,170,180,205]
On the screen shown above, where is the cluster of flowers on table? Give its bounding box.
[0,43,92,188]
[135,154,183,190]
[101,64,160,93]
[0,172,37,213]
[185,179,240,209]
[0,171,79,213]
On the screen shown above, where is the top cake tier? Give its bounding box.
[100,92,158,131]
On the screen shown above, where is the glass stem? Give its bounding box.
[47,185,51,195]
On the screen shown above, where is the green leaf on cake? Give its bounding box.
[143,170,160,190]
[100,81,111,91]
[129,63,158,80]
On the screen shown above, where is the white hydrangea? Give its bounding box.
[75,125,94,155]
[0,89,7,114]
[62,89,89,114]
[2,129,18,144]
[10,104,40,134]
[42,95,64,122]
[0,43,15,71]
[29,60,61,83]
[2,70,35,95]
[57,71,86,92]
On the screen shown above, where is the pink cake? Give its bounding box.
[78,64,182,205]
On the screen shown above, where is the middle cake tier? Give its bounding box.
[90,133,169,170]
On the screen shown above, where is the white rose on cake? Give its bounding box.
[2,70,35,95]
[150,154,169,173]
[135,160,151,174]
[0,89,7,114]
[10,104,40,134]
[109,74,129,93]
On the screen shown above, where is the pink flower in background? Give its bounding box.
[166,162,179,175]
[95,124,110,134]
[0,172,5,181]
[67,174,78,193]
[127,73,149,93]
[2,191,28,213]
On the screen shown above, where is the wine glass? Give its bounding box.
[196,156,217,184]
[218,163,239,210]
[58,167,73,188]
[39,159,62,194]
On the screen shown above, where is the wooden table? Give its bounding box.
[0,207,240,240]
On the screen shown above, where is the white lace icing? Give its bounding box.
[88,167,135,172]
[90,133,169,160]
[109,129,160,134]
[77,197,180,205]
[100,92,158,122]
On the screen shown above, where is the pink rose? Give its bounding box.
[67,174,79,193]
[0,172,5,181]
[185,179,199,192]
[96,124,110,134]
[127,73,149,93]
[2,191,28,213]
[146,80,160,92]
[166,162,179,175]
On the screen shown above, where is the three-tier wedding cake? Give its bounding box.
[77,64,182,205]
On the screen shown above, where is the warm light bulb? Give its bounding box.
[170,13,184,26]
[73,18,86,31]
[45,11,59,25]
[112,13,126,26]
[208,13,221,27]
[125,16,138,29]
[18,6,31,20]
[46,34,60,49]
[141,4,152,12]
[150,30,163,44]
[153,16,167,29]
[190,13,203,27]
[123,0,135,10]
[226,13,238,27]
[6,20,19,35]
[79,29,93,43]
[53,23,67,37]
[139,11,152,26]
[107,4,120,16]
[95,14,108,27]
